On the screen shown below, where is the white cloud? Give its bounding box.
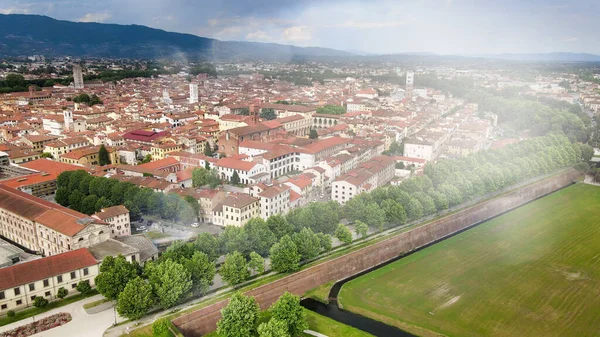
[0,6,31,14]
[246,30,271,41]
[282,26,312,41]
[563,36,579,42]
[77,12,112,23]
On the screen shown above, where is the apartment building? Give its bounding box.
[332,156,395,204]
[21,135,59,152]
[213,193,260,227]
[59,146,119,166]
[0,185,110,256]
[92,205,131,237]
[175,189,226,224]
[0,249,98,313]
[150,142,182,160]
[250,182,291,219]
[43,137,91,159]
[215,157,269,185]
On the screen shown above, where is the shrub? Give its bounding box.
[152,317,171,336]
[6,310,15,318]
[33,296,49,308]
[76,280,92,294]
[57,287,68,299]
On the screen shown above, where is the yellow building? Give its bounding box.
[213,193,260,227]
[150,142,182,160]
[59,146,119,166]
[43,137,90,159]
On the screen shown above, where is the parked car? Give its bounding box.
[191,222,200,228]
[137,225,147,231]
[147,220,153,226]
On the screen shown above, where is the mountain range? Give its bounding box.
[1,14,600,63]
[0,14,350,60]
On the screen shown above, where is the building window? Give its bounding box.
[57,275,63,283]
[14,288,20,296]
[0,291,4,300]
[83,268,89,276]
[71,283,77,289]
[70,272,76,280]
[45,291,51,297]
[29,283,35,291]
[16,300,22,305]
[0,304,6,310]
[30,295,36,301]
[43,279,49,287]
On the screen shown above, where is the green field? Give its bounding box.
[338,183,600,337]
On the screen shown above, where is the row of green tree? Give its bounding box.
[342,134,588,233]
[55,170,197,223]
[191,136,584,277]
[96,251,215,320]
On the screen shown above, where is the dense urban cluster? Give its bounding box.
[0,56,597,335]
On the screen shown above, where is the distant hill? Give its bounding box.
[0,14,351,60]
[475,52,600,62]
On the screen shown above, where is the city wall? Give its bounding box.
[173,169,581,336]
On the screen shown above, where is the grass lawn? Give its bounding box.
[339,183,600,337]
[302,309,375,337]
[0,290,99,327]
[304,281,334,304]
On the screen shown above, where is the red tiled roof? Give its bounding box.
[0,249,97,291]
[0,185,106,236]
[93,205,129,220]
[301,137,350,154]
[21,159,90,175]
[136,157,179,171]
[216,158,258,171]
[123,130,169,142]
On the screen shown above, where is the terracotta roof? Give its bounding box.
[0,185,106,236]
[221,193,259,208]
[258,184,290,198]
[301,137,350,154]
[21,159,90,175]
[277,115,305,123]
[136,157,179,171]
[93,205,129,220]
[216,157,258,171]
[123,130,169,142]
[0,248,97,291]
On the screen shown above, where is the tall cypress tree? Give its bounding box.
[98,144,111,166]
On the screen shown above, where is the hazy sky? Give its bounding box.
[1,0,599,55]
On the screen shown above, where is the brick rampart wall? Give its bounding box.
[173,169,581,336]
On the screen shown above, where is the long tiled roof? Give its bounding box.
[0,185,106,236]
[0,248,97,291]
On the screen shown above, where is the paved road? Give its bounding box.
[0,294,125,337]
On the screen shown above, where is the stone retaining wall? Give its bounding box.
[173,169,581,336]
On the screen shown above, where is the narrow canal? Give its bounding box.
[300,250,419,337]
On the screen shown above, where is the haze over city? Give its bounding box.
[0,1,599,337]
[1,0,600,55]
